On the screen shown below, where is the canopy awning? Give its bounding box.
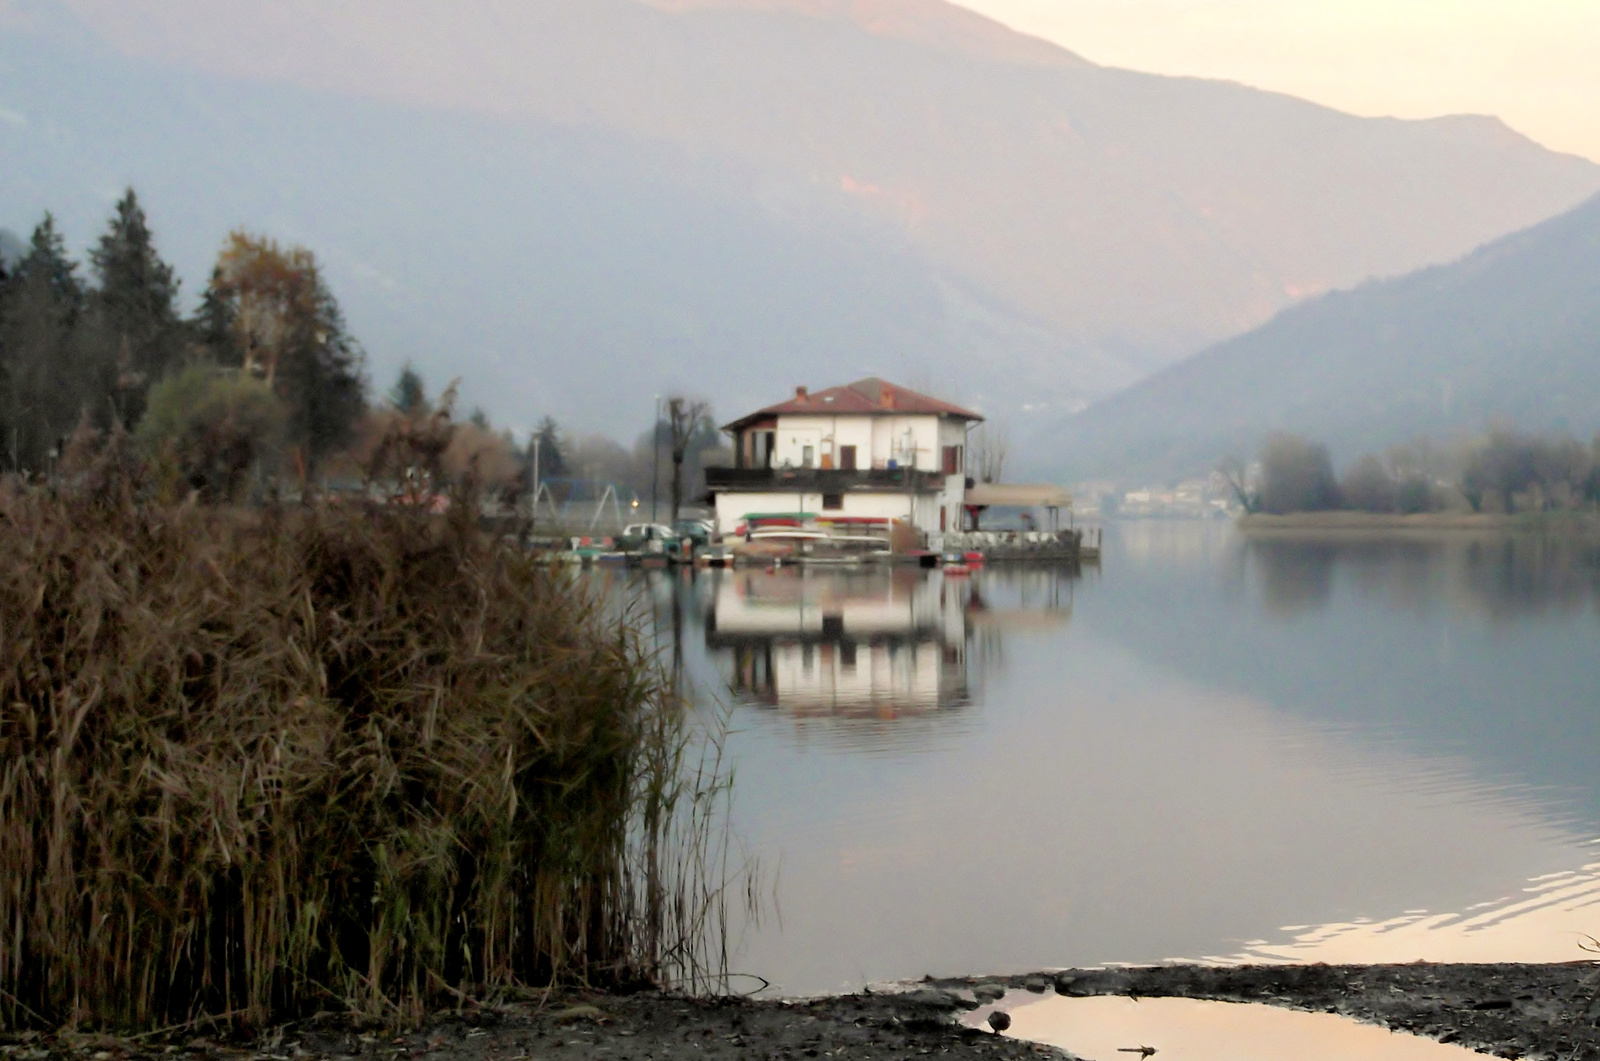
[964,483,1073,508]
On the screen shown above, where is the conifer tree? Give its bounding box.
[18,214,84,318]
[389,364,427,415]
[532,415,568,480]
[89,189,186,424]
[0,214,104,472]
[192,265,240,365]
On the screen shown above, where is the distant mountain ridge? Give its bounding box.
[1037,191,1600,483]
[5,0,1600,433]
[632,0,1088,66]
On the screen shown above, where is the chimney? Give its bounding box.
[881,388,895,410]
[795,385,808,400]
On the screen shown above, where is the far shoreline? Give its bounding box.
[1236,510,1600,537]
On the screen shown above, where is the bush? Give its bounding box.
[1259,432,1340,514]
[1459,429,1598,513]
[0,459,712,1030]
[1339,455,1397,513]
[137,364,286,500]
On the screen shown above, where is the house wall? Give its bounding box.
[713,489,945,538]
[769,413,945,470]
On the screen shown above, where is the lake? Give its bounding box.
[611,522,1600,996]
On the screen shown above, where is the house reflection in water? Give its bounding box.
[705,568,972,718]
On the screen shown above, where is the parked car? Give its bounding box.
[618,523,681,554]
[672,518,715,546]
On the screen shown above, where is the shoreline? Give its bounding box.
[22,962,1598,1061]
[1237,511,1600,537]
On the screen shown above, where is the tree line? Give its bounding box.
[1224,429,1600,515]
[1,190,728,516]
[1,192,364,487]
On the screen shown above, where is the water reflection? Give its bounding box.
[998,996,1483,1061]
[1241,533,1600,620]
[695,567,1077,754]
[609,528,1600,995]
[708,569,972,718]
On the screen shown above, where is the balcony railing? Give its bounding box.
[705,466,945,491]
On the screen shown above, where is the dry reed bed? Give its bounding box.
[0,469,710,1032]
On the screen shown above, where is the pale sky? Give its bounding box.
[955,0,1600,162]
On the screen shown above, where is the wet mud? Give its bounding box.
[7,963,1600,1061]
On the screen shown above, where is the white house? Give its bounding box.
[707,377,982,540]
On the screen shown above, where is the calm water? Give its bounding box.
[615,523,1600,996]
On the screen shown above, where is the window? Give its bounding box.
[823,493,844,511]
[942,445,960,475]
[840,641,857,669]
[839,445,857,471]
[802,444,814,468]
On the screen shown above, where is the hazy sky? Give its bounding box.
[956,0,1600,162]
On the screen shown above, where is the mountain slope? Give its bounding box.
[1036,192,1600,482]
[5,0,1600,432]
[0,16,1099,428]
[51,0,1600,368]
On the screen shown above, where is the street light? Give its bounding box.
[530,432,541,532]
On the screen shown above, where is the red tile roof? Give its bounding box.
[722,378,984,432]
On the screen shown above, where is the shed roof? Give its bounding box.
[722,378,984,432]
[964,483,1074,508]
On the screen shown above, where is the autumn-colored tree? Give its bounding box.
[202,232,366,468]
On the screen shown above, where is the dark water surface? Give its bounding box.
[616,523,1600,995]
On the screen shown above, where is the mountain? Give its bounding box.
[4,0,1600,435]
[1036,191,1600,483]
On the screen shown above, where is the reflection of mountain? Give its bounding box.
[1086,525,1600,827]
[706,568,970,716]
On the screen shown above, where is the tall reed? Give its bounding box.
[0,449,715,1030]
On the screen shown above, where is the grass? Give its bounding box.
[0,441,730,1032]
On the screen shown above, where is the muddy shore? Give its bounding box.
[6,963,1600,1061]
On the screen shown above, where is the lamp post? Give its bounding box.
[650,395,662,524]
[530,433,541,532]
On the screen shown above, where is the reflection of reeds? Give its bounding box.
[0,467,731,1030]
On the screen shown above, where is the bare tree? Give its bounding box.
[969,420,1011,483]
[1217,455,1258,513]
[665,396,712,522]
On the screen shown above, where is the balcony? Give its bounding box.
[705,466,944,492]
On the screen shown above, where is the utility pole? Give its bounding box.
[650,395,661,524]
[531,434,541,532]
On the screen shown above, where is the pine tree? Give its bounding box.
[280,268,366,464]
[532,415,567,481]
[389,364,427,415]
[0,215,101,472]
[193,266,241,366]
[89,189,185,425]
[19,214,84,319]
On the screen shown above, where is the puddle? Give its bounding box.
[968,995,1484,1061]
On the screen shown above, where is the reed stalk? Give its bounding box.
[0,449,720,1031]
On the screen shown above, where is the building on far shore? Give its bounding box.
[706,378,983,539]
